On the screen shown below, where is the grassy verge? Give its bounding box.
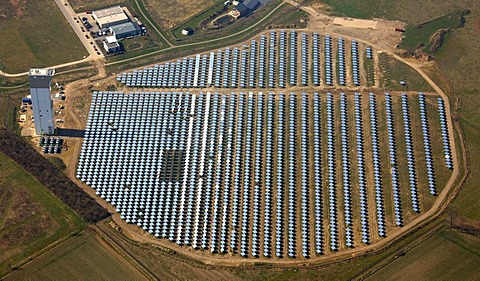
[3,229,147,280]
[129,0,170,47]
[0,0,87,74]
[170,1,228,39]
[0,77,29,89]
[0,152,85,277]
[366,228,480,280]
[399,9,469,53]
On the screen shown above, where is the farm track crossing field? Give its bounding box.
[77,90,452,260]
[366,229,480,280]
[3,230,147,281]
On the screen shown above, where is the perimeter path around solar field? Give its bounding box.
[61,2,463,266]
[68,85,462,267]
[4,0,464,266]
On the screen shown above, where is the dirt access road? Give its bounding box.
[73,4,463,267]
[23,0,464,267]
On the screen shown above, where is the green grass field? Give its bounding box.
[399,10,467,53]
[432,1,480,221]
[68,0,128,13]
[170,1,226,39]
[0,152,85,277]
[144,0,218,30]
[3,230,147,281]
[0,0,87,73]
[366,229,480,280]
[268,7,308,29]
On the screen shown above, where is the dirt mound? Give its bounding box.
[429,28,448,53]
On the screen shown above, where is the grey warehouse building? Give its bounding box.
[109,22,142,40]
[92,6,130,28]
[29,68,55,135]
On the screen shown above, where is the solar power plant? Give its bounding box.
[116,31,370,89]
[77,91,454,259]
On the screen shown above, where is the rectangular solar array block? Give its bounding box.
[78,91,449,259]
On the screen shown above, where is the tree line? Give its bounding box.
[0,128,110,223]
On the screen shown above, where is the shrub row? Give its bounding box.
[0,128,110,223]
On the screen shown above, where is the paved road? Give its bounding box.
[1,0,284,77]
[0,58,95,78]
[0,0,103,77]
[86,3,463,267]
[1,0,461,267]
[53,0,104,61]
[133,0,172,47]
[106,0,286,67]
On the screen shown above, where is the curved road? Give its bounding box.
[4,0,465,268]
[106,1,286,66]
[84,6,463,267]
[0,0,103,77]
[0,0,285,76]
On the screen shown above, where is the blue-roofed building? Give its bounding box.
[230,0,260,18]
[109,22,142,40]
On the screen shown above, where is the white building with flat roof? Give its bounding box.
[29,68,55,135]
[92,6,129,28]
[103,36,121,54]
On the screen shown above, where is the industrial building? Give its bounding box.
[29,68,55,135]
[229,0,260,18]
[92,6,129,28]
[103,36,122,54]
[109,22,142,40]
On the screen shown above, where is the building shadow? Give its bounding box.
[56,128,85,138]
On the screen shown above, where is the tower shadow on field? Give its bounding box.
[56,128,85,138]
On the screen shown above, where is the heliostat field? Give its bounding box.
[77,89,453,259]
